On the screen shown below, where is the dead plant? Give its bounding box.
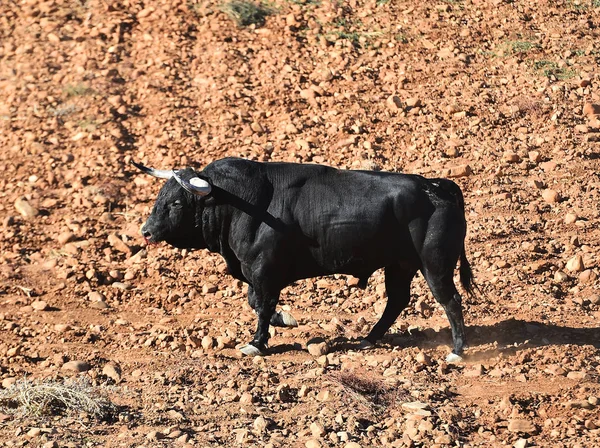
[0,377,116,420]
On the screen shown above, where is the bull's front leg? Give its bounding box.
[247,286,298,328]
[239,284,281,357]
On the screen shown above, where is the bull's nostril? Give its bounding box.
[141,226,151,239]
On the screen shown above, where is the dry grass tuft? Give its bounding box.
[330,369,405,415]
[0,377,116,420]
[219,0,275,27]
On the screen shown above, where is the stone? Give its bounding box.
[31,300,49,311]
[108,233,131,254]
[386,95,403,112]
[464,364,484,377]
[542,189,560,204]
[88,291,106,302]
[57,231,76,245]
[254,416,268,433]
[444,165,472,178]
[503,151,520,163]
[307,341,329,357]
[508,419,537,434]
[566,255,584,273]
[567,371,588,381]
[14,197,38,219]
[306,440,322,448]
[554,271,569,282]
[147,430,166,440]
[579,269,597,283]
[201,336,214,350]
[564,213,578,224]
[2,377,17,389]
[528,151,542,163]
[402,401,430,412]
[514,438,528,448]
[90,300,109,310]
[102,363,122,382]
[344,443,361,448]
[310,422,326,437]
[583,103,600,117]
[416,351,432,366]
[568,400,594,410]
[27,428,41,437]
[62,360,91,373]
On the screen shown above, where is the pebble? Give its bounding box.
[568,399,594,409]
[201,336,214,350]
[57,231,76,245]
[102,362,122,382]
[503,151,520,163]
[202,283,217,294]
[564,213,578,224]
[514,438,528,448]
[386,95,403,112]
[566,255,584,273]
[416,351,432,366]
[61,360,91,373]
[14,197,39,219]
[542,189,560,204]
[31,300,49,311]
[310,422,326,437]
[27,427,42,437]
[254,416,268,433]
[464,364,484,377]
[147,430,166,440]
[306,440,322,448]
[579,269,597,283]
[43,442,59,448]
[507,419,537,434]
[444,165,472,178]
[402,401,430,411]
[554,271,569,282]
[2,377,17,389]
[344,443,361,448]
[90,300,109,310]
[108,233,131,254]
[583,103,600,117]
[566,371,588,381]
[307,341,329,357]
[88,291,106,302]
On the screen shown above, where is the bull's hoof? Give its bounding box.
[278,311,298,327]
[239,344,264,357]
[358,339,374,350]
[445,352,463,363]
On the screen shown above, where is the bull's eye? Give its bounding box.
[171,200,183,208]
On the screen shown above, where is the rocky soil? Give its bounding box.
[1,0,600,446]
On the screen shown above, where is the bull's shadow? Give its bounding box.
[325,318,600,359]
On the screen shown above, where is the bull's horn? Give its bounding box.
[172,171,212,196]
[130,160,174,179]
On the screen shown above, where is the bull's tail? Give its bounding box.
[432,178,477,297]
[459,249,474,296]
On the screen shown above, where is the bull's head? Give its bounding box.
[132,160,212,249]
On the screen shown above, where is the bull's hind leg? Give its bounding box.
[361,266,415,348]
[421,270,467,361]
[420,210,468,362]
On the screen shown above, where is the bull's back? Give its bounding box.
[267,165,434,277]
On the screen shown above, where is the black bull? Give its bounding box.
[134,157,474,360]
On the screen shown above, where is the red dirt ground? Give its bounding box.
[1,0,600,447]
